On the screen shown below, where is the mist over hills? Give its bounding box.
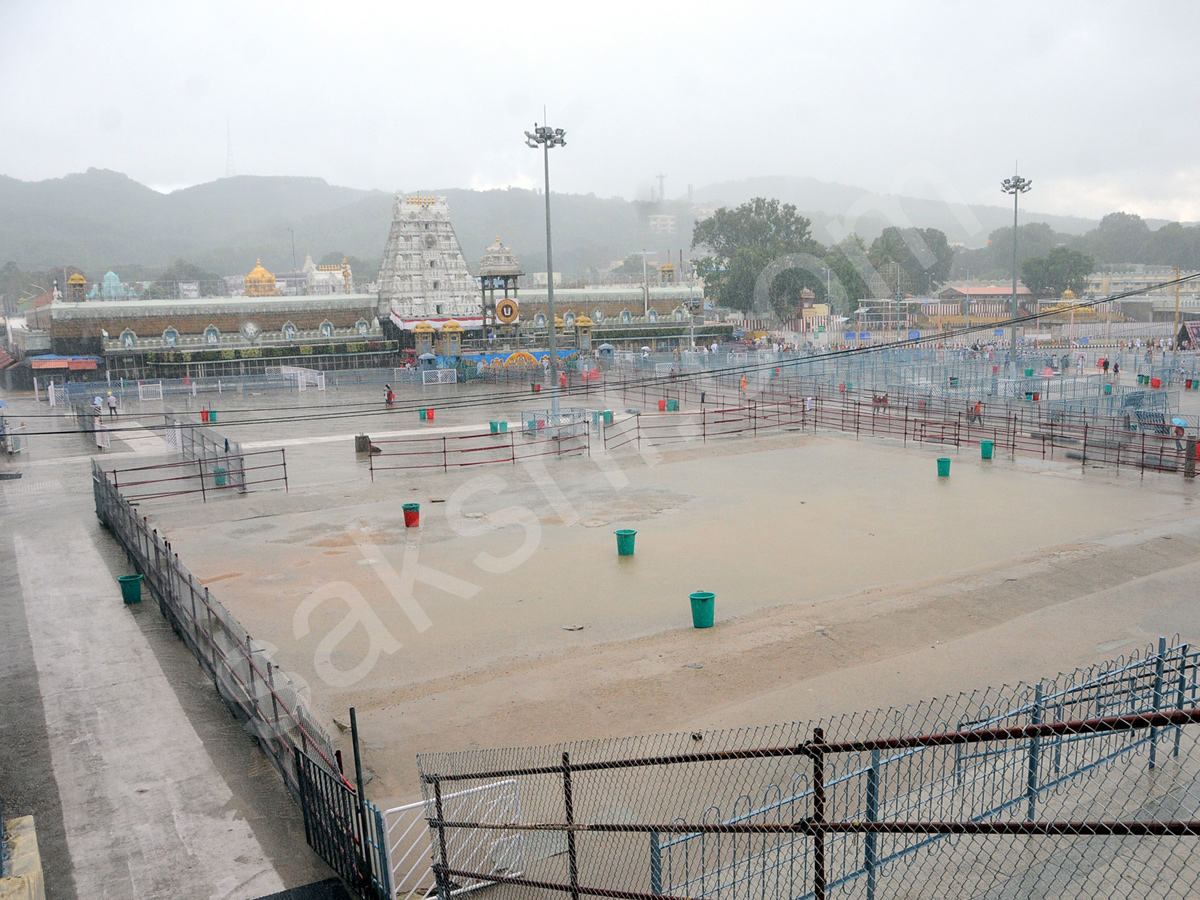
[690,175,1114,247]
[0,167,1129,279]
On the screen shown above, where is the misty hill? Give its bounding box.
[689,175,1111,247]
[0,168,1169,280]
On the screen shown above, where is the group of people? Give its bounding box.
[92,393,118,418]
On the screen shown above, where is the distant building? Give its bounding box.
[377,194,479,323]
[244,259,279,298]
[301,254,354,295]
[87,271,137,301]
[647,214,678,235]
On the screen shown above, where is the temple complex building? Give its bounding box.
[378,194,481,331]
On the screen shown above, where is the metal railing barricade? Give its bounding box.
[91,460,337,795]
[416,637,1200,900]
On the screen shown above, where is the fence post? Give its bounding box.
[1174,646,1188,759]
[1026,682,1043,821]
[267,661,279,732]
[349,708,376,892]
[433,778,451,900]
[562,751,580,900]
[281,448,289,493]
[198,458,207,503]
[443,436,448,473]
[864,747,880,900]
[811,727,826,900]
[1150,635,1167,770]
[649,831,662,896]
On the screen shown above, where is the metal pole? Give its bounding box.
[812,727,826,900]
[1026,682,1043,821]
[562,751,580,900]
[542,142,559,419]
[1010,189,1019,367]
[349,707,376,890]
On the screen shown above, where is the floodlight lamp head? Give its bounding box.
[1001,174,1032,195]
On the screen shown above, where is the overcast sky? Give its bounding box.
[3,1,1200,221]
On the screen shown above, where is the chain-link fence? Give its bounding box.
[92,459,337,794]
[417,637,1200,900]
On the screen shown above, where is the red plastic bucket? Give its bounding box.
[1151,377,1162,389]
[658,400,667,411]
[426,408,435,421]
[402,503,420,527]
[200,409,209,423]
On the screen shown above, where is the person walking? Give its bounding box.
[106,392,118,418]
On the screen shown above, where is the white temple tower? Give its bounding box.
[377,194,479,322]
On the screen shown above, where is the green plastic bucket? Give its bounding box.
[603,410,613,424]
[213,466,227,487]
[208,410,217,423]
[1024,368,1034,377]
[118,574,143,604]
[490,421,499,434]
[937,457,951,477]
[615,529,637,556]
[402,503,420,527]
[667,399,679,412]
[418,408,427,420]
[689,592,715,628]
[980,440,994,460]
[498,420,507,433]
[1104,383,1113,394]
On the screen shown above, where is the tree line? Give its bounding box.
[692,201,1200,316]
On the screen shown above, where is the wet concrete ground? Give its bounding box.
[102,376,1200,809]
[6,371,1200,889]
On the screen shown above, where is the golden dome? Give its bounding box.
[1061,288,1076,300]
[413,321,435,333]
[440,320,464,332]
[574,315,594,328]
[245,258,279,297]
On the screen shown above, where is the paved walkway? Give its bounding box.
[0,395,333,899]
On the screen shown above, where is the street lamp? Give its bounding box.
[525,122,567,417]
[1001,172,1032,368]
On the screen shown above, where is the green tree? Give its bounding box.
[983,222,1061,275]
[691,197,824,314]
[610,253,653,276]
[143,259,227,299]
[1076,211,1150,265]
[1020,246,1097,296]
[1142,222,1200,270]
[867,227,955,294]
[822,235,872,314]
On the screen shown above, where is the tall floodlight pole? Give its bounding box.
[1001,173,1032,370]
[526,123,567,417]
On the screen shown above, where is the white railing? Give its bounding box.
[383,779,524,900]
[138,380,164,401]
[422,369,458,385]
[276,366,326,391]
[2,419,25,454]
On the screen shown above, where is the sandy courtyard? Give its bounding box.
[146,423,1200,804]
